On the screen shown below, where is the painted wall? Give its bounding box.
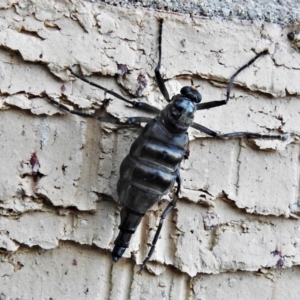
[0,1,299,299]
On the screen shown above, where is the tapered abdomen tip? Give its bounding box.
[112,255,120,262]
[112,245,126,262]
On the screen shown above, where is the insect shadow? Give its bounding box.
[45,19,289,273]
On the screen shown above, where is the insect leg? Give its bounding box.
[68,68,160,114]
[191,122,219,137]
[154,19,171,102]
[219,131,290,140]
[196,50,268,111]
[191,121,289,140]
[45,94,152,126]
[138,174,181,274]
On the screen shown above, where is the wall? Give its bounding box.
[0,0,300,299]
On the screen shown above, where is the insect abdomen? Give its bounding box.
[112,118,188,261]
[119,156,176,195]
[118,118,187,211]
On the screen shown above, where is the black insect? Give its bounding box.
[45,19,288,272]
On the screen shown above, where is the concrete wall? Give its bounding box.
[0,0,300,299]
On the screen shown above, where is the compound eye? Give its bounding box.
[196,93,202,103]
[180,86,202,103]
[180,86,192,95]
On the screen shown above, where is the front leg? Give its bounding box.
[45,94,152,126]
[67,69,160,114]
[196,50,268,111]
[154,19,171,102]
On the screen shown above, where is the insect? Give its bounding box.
[45,19,289,272]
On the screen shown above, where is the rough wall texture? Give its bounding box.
[0,0,300,299]
[97,0,300,25]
